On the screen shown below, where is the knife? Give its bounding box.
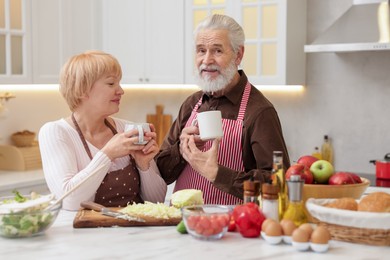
[80,201,145,222]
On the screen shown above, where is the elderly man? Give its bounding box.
[156,14,290,204]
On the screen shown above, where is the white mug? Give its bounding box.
[193,110,224,141]
[125,123,151,145]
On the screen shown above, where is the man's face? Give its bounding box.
[195,29,240,93]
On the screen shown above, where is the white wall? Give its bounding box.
[1,0,389,176]
[275,0,390,174]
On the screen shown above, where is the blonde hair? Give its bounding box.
[59,50,122,111]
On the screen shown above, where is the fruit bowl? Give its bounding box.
[181,205,231,240]
[303,177,370,201]
[0,193,61,238]
[303,178,370,222]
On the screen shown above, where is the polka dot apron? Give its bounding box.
[72,114,143,207]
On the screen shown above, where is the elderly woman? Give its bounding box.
[39,50,167,210]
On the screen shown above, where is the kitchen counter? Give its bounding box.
[1,187,389,260]
[0,169,48,196]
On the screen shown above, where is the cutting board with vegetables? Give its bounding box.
[146,105,172,146]
[73,207,181,228]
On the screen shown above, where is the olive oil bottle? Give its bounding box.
[321,135,333,164]
[283,175,307,226]
[271,151,287,220]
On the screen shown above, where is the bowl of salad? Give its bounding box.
[0,191,61,238]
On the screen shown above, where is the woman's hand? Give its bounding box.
[101,129,144,161]
[131,124,160,171]
[101,123,159,170]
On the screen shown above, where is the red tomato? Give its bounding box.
[227,212,236,232]
[198,216,211,230]
[232,202,266,238]
[186,215,199,230]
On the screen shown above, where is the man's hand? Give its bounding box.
[179,125,206,154]
[181,135,220,182]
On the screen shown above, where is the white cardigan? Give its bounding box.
[38,117,167,211]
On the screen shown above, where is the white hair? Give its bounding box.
[194,14,245,53]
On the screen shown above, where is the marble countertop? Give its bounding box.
[1,187,389,260]
[0,169,45,192]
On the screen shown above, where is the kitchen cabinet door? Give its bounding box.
[102,0,184,84]
[0,0,100,84]
[31,0,101,83]
[0,0,32,84]
[184,0,306,86]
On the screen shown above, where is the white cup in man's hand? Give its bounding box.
[193,110,224,141]
[125,123,151,145]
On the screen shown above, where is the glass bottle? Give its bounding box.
[312,146,322,160]
[283,175,307,226]
[243,176,260,206]
[261,181,279,222]
[271,151,287,220]
[321,135,333,164]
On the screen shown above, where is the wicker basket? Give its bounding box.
[306,198,390,246]
[11,131,36,147]
[318,222,390,246]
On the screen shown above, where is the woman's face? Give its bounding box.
[83,74,124,116]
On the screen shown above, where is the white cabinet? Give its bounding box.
[102,0,184,84]
[31,0,101,83]
[0,0,32,84]
[0,0,100,84]
[184,0,306,85]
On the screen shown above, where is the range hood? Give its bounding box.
[305,0,390,53]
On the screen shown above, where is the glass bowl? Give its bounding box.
[0,194,61,238]
[181,204,231,240]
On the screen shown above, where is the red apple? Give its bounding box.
[286,164,314,184]
[297,155,319,170]
[349,173,362,183]
[328,172,356,185]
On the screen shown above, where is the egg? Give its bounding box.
[280,219,297,236]
[265,221,283,237]
[311,226,331,244]
[292,228,310,243]
[299,223,314,237]
[261,218,277,232]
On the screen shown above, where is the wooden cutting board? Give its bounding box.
[146,105,172,147]
[73,208,181,228]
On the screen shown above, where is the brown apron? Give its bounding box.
[72,114,143,207]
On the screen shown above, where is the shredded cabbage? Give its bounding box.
[119,201,181,219]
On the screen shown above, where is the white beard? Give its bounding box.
[195,60,238,93]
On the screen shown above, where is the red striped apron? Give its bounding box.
[174,82,251,205]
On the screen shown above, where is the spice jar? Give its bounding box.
[261,182,279,221]
[243,177,261,206]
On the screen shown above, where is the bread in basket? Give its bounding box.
[306,193,390,246]
[11,130,36,147]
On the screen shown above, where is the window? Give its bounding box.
[0,0,26,77]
